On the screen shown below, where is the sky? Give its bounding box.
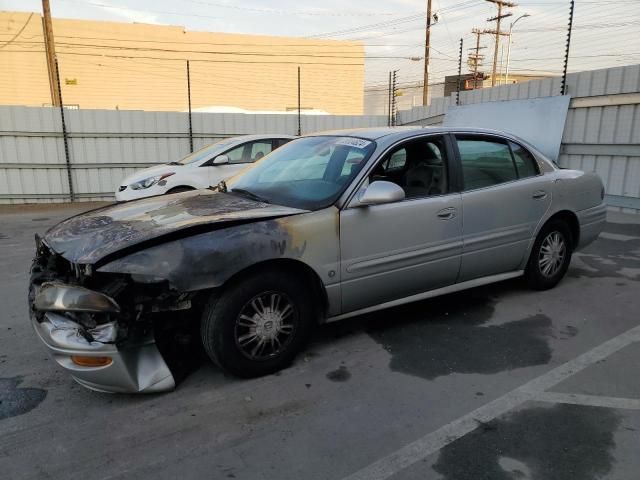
[2,0,639,89]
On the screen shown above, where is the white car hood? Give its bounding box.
[120,164,185,186]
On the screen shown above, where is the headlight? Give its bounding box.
[130,172,175,190]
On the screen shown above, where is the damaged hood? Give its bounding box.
[44,190,308,264]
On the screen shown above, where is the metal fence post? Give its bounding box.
[388,71,392,126]
[391,70,398,126]
[297,66,302,136]
[457,38,463,106]
[561,0,575,95]
[54,56,74,202]
[187,60,194,152]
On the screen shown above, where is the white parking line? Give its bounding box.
[536,392,640,410]
[599,232,640,242]
[341,324,640,480]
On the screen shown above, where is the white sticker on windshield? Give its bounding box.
[335,137,372,149]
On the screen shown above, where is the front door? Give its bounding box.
[339,135,463,313]
[454,134,552,281]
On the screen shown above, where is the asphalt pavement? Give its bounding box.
[1,203,639,480]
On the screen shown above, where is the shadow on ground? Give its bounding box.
[433,403,620,480]
[315,281,555,381]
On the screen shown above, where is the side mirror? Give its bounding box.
[212,154,229,165]
[358,181,405,206]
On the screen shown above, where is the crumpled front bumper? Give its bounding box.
[31,283,175,393]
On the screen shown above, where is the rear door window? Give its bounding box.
[456,137,517,190]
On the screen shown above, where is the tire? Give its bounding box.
[525,219,573,290]
[200,270,314,378]
[166,186,194,195]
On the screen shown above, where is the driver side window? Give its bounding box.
[369,136,448,199]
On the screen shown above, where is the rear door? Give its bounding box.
[339,135,463,313]
[453,134,552,282]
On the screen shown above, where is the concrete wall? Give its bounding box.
[0,106,386,203]
[0,11,364,115]
[397,65,640,214]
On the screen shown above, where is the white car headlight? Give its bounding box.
[130,173,174,190]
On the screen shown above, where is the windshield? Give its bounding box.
[225,136,376,210]
[177,139,236,165]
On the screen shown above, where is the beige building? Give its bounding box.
[0,11,364,114]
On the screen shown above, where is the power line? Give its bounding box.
[1,49,365,66]
[0,12,34,49]
[7,41,423,59]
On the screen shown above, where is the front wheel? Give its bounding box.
[525,220,573,290]
[200,271,314,378]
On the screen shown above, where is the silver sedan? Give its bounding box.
[29,127,606,392]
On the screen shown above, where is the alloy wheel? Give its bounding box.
[538,231,566,277]
[234,291,297,361]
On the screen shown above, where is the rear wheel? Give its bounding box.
[200,271,314,377]
[525,219,573,290]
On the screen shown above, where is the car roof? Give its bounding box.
[227,133,295,142]
[305,126,524,142]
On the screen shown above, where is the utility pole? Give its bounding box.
[468,28,487,89]
[42,0,61,106]
[422,0,432,106]
[485,0,516,87]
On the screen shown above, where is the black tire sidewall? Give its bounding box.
[526,220,573,290]
[201,271,314,378]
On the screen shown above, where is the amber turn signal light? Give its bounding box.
[71,356,113,367]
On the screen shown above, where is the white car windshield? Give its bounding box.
[225,136,376,210]
[176,139,235,165]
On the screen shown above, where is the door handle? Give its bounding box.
[437,207,456,220]
[532,190,547,199]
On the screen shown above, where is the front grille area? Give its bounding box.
[29,238,201,376]
[31,241,76,286]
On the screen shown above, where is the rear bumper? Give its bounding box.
[577,203,607,250]
[31,283,175,394]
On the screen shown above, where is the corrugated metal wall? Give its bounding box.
[0,108,387,204]
[2,64,639,211]
[397,65,640,213]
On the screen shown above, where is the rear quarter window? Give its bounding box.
[510,142,540,178]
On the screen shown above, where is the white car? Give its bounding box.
[115,134,294,201]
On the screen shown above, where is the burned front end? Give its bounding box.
[29,236,199,393]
